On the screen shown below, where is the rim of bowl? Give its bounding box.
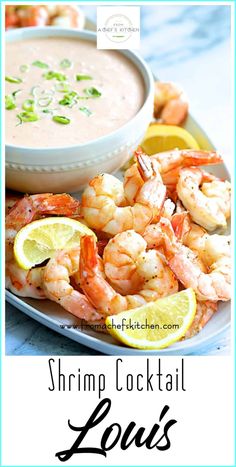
[5,27,154,155]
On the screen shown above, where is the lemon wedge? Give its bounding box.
[105,289,196,349]
[141,124,200,155]
[14,217,96,270]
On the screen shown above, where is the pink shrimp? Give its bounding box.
[6,193,80,259]
[80,234,178,315]
[6,193,80,296]
[42,247,103,322]
[177,167,231,231]
[150,148,223,189]
[154,81,188,125]
[160,217,231,302]
[18,6,49,27]
[81,152,166,236]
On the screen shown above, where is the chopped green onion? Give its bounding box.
[5,95,16,110]
[79,106,92,117]
[30,85,41,97]
[22,99,35,112]
[42,109,53,114]
[76,74,92,81]
[83,87,101,98]
[38,97,53,107]
[20,64,29,73]
[60,59,72,69]
[12,90,21,98]
[54,82,71,93]
[52,115,70,124]
[43,71,66,81]
[5,90,21,110]
[59,92,77,106]
[17,111,39,124]
[32,60,49,69]
[5,76,22,84]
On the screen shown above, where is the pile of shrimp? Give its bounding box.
[5,5,85,29]
[6,148,231,341]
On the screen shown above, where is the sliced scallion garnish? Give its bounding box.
[20,64,29,73]
[43,71,66,82]
[42,109,53,114]
[59,92,77,106]
[32,60,49,69]
[54,82,71,93]
[5,76,22,84]
[76,74,92,81]
[5,90,21,110]
[38,97,53,107]
[52,115,70,124]
[5,95,16,110]
[30,85,41,97]
[79,106,92,117]
[12,90,21,98]
[17,111,39,124]
[22,99,35,112]
[60,59,72,69]
[83,87,101,98]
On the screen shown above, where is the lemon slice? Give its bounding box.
[14,217,96,270]
[106,289,196,349]
[141,124,200,155]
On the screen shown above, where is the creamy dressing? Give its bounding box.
[5,37,145,148]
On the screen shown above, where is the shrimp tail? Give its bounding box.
[136,151,160,181]
[32,193,80,216]
[177,149,223,166]
[6,193,80,231]
[80,236,123,314]
[159,217,177,258]
[80,235,98,274]
[171,211,190,241]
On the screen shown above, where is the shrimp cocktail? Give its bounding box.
[6,142,231,350]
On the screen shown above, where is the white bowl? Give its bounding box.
[5,27,154,193]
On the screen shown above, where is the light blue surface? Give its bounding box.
[5,4,231,356]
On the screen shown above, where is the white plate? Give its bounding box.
[5,113,231,355]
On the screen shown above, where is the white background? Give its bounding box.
[2,356,234,466]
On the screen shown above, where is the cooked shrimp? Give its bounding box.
[6,192,80,232]
[162,198,175,219]
[142,224,164,250]
[171,212,208,262]
[50,6,84,28]
[80,235,178,315]
[42,247,103,321]
[5,192,81,298]
[160,218,231,302]
[184,301,218,338]
[6,261,45,299]
[177,167,231,230]
[5,6,20,28]
[150,148,223,189]
[81,152,166,236]
[154,81,188,125]
[5,191,21,215]
[171,210,230,267]
[103,230,178,297]
[5,5,84,29]
[18,6,49,27]
[6,193,80,261]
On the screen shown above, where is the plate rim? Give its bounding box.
[6,290,230,356]
[5,108,231,355]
